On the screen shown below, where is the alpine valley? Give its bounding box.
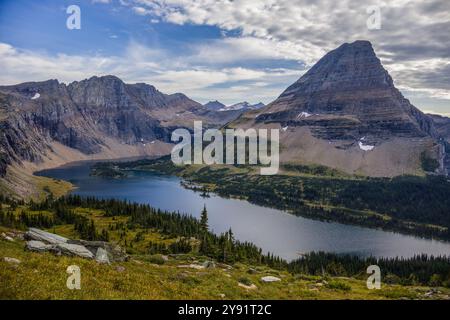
[1,41,449,198]
[2,41,450,300]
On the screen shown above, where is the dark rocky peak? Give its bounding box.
[0,79,66,100]
[127,82,159,96]
[204,100,226,110]
[67,75,132,109]
[68,75,126,92]
[165,92,202,109]
[279,40,393,99]
[256,40,438,141]
[251,102,265,109]
[125,82,168,108]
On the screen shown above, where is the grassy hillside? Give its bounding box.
[0,165,73,200]
[2,228,449,300]
[1,196,450,300]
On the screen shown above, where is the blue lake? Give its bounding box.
[38,162,450,261]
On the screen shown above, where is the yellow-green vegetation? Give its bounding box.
[34,175,74,201]
[2,197,450,300]
[2,229,449,300]
[0,166,73,201]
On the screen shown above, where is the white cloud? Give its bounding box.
[126,0,450,101]
[132,6,149,15]
[423,110,450,117]
[2,0,449,107]
[0,42,299,105]
[188,37,314,65]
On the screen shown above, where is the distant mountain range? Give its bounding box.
[0,76,239,196]
[203,100,226,111]
[0,40,449,197]
[204,100,265,112]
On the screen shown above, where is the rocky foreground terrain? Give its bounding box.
[23,228,128,264]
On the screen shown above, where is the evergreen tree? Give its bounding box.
[200,204,208,232]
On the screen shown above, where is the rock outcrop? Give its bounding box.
[231,40,442,177]
[25,227,70,244]
[24,228,127,263]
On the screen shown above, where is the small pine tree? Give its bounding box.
[200,204,208,232]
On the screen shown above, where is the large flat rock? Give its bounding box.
[23,228,127,262]
[25,228,69,244]
[26,240,53,252]
[55,243,95,259]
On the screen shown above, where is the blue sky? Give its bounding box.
[0,0,449,114]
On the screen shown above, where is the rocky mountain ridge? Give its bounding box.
[231,40,444,177]
[0,40,448,197]
[203,100,226,110]
[204,100,265,112]
[0,75,239,196]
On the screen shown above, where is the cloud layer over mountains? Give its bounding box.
[0,0,448,111]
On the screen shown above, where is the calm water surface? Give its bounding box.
[37,162,450,261]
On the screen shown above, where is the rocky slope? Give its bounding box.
[0,75,237,196]
[429,114,450,175]
[430,114,450,143]
[231,40,443,177]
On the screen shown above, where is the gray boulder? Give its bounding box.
[260,276,281,283]
[69,240,128,262]
[26,240,53,252]
[2,235,14,242]
[202,260,216,269]
[25,228,69,244]
[3,257,21,264]
[23,228,127,262]
[95,247,110,264]
[55,243,94,259]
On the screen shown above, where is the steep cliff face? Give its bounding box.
[232,40,441,177]
[0,76,230,184]
[429,114,450,175]
[430,114,450,143]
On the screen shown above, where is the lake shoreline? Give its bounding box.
[37,160,450,260]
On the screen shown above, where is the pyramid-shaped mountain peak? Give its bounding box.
[230,40,442,177]
[279,40,393,100]
[248,40,437,150]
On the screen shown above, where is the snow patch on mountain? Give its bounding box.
[297,112,312,118]
[358,141,375,151]
[219,101,265,112]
